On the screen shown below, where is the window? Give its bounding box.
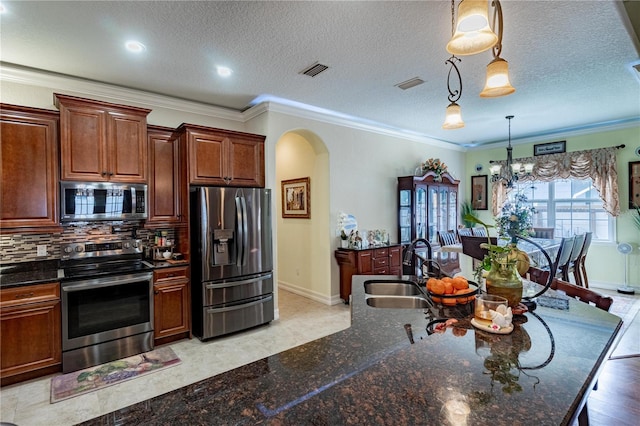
[514,179,614,241]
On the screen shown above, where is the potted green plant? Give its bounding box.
[461,201,476,229]
[464,194,535,308]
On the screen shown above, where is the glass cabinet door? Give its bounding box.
[448,189,458,231]
[427,186,438,243]
[416,187,427,240]
[399,189,412,244]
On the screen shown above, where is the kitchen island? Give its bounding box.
[81,275,622,425]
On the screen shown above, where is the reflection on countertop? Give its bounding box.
[80,275,622,426]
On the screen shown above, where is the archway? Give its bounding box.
[275,129,332,304]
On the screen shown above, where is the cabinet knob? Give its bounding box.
[101,171,108,176]
[154,290,159,295]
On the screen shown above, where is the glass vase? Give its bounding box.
[485,258,523,307]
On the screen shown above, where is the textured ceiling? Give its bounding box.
[1,1,639,147]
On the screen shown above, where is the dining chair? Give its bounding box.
[533,227,555,239]
[471,227,487,237]
[531,236,573,278]
[575,232,593,288]
[438,230,459,247]
[561,233,586,284]
[457,227,473,238]
[460,235,497,261]
[551,277,613,311]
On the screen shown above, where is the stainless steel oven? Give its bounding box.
[60,240,153,373]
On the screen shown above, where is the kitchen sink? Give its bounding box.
[365,295,432,309]
[363,279,425,296]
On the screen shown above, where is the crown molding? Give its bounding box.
[0,63,244,122]
[465,117,640,151]
[244,96,464,151]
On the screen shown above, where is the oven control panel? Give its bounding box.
[61,239,142,259]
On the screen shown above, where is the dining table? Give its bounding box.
[81,274,623,426]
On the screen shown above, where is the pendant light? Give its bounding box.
[480,0,515,97]
[446,0,498,56]
[442,2,464,129]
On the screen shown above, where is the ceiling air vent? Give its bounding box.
[395,77,425,90]
[300,62,329,77]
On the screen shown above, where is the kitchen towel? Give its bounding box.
[50,346,181,403]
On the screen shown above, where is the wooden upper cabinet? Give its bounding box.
[0,104,61,233]
[54,94,151,183]
[179,123,265,187]
[146,125,187,226]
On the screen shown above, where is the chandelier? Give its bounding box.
[489,115,533,188]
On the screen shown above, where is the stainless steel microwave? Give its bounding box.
[60,181,147,222]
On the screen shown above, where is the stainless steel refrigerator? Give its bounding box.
[190,186,274,340]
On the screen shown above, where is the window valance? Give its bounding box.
[491,147,620,217]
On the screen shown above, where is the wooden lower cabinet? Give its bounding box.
[153,266,190,344]
[1,282,61,386]
[334,245,402,302]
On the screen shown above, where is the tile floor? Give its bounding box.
[0,286,637,426]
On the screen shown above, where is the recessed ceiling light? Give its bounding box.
[216,66,232,77]
[125,40,146,53]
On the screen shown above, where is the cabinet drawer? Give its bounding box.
[373,257,388,268]
[1,282,60,308]
[154,266,189,282]
[373,248,389,258]
[374,267,389,275]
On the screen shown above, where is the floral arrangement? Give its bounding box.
[495,193,536,243]
[421,158,448,176]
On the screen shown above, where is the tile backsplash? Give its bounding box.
[0,222,175,265]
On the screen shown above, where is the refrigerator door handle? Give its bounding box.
[205,273,273,289]
[206,294,273,314]
[235,193,249,266]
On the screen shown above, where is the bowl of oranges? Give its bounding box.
[425,276,478,306]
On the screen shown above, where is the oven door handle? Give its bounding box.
[62,273,152,292]
[205,273,272,290]
[206,295,272,314]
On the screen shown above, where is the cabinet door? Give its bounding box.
[107,112,148,183]
[357,250,374,274]
[187,130,227,185]
[147,127,185,225]
[1,299,61,379]
[56,94,150,182]
[227,135,265,187]
[416,186,428,241]
[154,279,190,340]
[58,101,108,181]
[0,106,60,232]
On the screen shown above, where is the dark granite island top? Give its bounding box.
[81,275,622,425]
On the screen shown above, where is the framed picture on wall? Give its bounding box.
[281,177,311,218]
[629,161,640,209]
[471,175,488,210]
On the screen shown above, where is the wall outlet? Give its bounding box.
[37,245,47,256]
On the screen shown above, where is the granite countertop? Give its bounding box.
[81,275,622,426]
[0,260,63,288]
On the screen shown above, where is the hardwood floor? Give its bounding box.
[573,288,640,426]
[582,356,640,426]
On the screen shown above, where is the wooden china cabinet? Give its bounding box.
[397,171,460,246]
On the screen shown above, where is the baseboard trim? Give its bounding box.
[277,281,341,305]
